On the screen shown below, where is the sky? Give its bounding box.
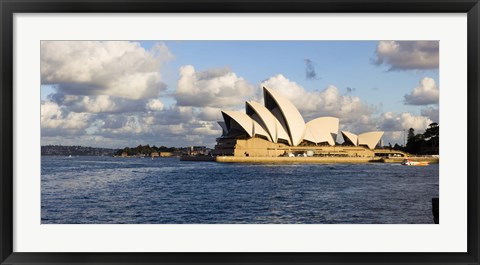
[40,40,439,148]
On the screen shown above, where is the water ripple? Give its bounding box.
[41,156,439,224]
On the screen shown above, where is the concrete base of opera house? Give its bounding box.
[214,156,439,164]
[203,137,439,164]
[213,137,409,158]
[215,156,380,163]
[179,156,439,164]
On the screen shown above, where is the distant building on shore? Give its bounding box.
[213,86,403,158]
[187,146,210,156]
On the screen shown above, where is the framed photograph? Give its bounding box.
[1,0,479,264]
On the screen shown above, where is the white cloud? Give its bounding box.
[192,122,222,136]
[348,111,434,146]
[261,74,376,124]
[146,99,164,111]
[378,111,433,132]
[399,112,433,131]
[374,41,439,70]
[79,95,118,113]
[41,101,91,135]
[404,77,439,105]
[381,131,405,146]
[164,124,186,135]
[105,116,144,135]
[95,114,128,129]
[86,106,223,146]
[41,41,172,100]
[50,94,148,114]
[155,105,195,125]
[195,106,224,121]
[175,65,255,107]
[421,106,439,123]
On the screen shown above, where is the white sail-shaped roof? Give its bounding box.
[358,131,384,149]
[341,131,383,149]
[246,100,290,144]
[341,131,358,146]
[221,111,253,137]
[221,110,273,141]
[276,124,292,145]
[263,86,305,146]
[305,117,339,146]
[218,87,385,150]
[303,126,318,144]
[252,120,272,141]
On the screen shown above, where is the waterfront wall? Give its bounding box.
[215,156,439,164]
[216,156,376,163]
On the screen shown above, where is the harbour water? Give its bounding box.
[41,156,439,224]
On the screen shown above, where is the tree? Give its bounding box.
[407,128,415,141]
[393,143,403,151]
[423,123,439,155]
[404,124,439,155]
[423,123,439,140]
[406,128,422,154]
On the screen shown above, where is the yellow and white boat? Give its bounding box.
[401,159,429,166]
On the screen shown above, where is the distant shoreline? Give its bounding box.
[41,145,187,157]
[41,145,119,156]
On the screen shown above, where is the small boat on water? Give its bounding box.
[401,159,429,166]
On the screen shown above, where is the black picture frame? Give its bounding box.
[1,0,479,264]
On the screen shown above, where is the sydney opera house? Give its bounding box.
[213,86,386,158]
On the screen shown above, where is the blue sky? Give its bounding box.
[40,40,439,148]
[158,41,437,113]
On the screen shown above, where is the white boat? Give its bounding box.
[401,159,429,166]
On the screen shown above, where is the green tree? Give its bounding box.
[423,123,439,155]
[393,143,404,151]
[407,128,415,141]
[406,128,422,154]
[404,123,439,155]
[423,123,439,140]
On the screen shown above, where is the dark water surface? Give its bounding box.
[41,156,439,224]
